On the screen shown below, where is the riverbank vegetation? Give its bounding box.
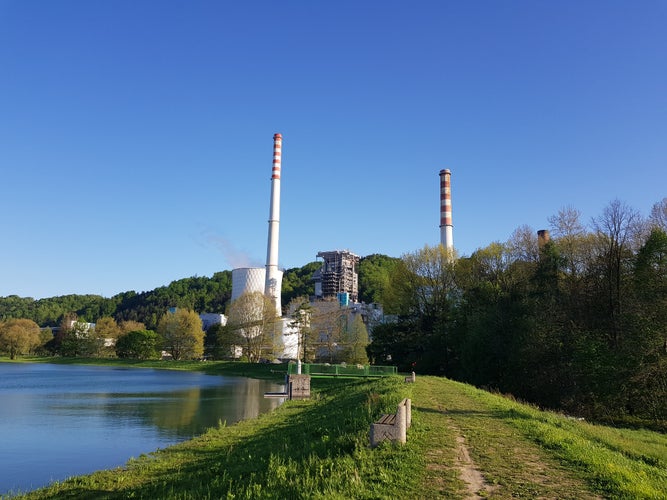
[7,365,666,499]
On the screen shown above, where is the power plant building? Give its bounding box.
[313,250,360,303]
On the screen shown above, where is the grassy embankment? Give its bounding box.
[5,358,667,499]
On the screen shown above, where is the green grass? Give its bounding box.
[4,359,667,499]
[452,382,667,499]
[8,366,417,499]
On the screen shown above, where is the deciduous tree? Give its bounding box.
[0,318,41,359]
[95,317,121,339]
[59,320,97,357]
[225,292,279,362]
[204,323,242,360]
[157,309,204,360]
[310,299,346,363]
[649,198,667,231]
[342,314,369,365]
[286,296,315,362]
[115,330,160,359]
[591,199,643,347]
[119,320,146,334]
[358,254,399,304]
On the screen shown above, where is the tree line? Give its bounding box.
[369,198,667,425]
[0,256,391,364]
[0,308,205,361]
[0,258,395,330]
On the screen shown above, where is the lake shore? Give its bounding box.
[5,358,667,499]
[0,359,284,497]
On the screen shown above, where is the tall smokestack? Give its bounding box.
[265,133,283,316]
[439,169,454,253]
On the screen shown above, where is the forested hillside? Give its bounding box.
[0,272,235,330]
[0,257,396,330]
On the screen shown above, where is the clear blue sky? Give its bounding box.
[1,1,665,299]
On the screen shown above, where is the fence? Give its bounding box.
[287,362,397,378]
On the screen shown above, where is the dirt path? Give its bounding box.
[412,378,601,499]
[452,422,497,499]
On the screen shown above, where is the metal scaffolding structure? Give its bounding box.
[314,250,360,303]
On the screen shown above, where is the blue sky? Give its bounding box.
[1,1,665,299]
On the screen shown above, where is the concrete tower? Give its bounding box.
[439,169,454,253]
[265,133,283,316]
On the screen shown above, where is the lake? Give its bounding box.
[0,362,285,496]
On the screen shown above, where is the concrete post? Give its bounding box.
[397,404,407,444]
[287,374,311,399]
[405,398,412,429]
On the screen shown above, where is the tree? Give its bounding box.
[115,330,160,359]
[204,323,242,360]
[366,322,415,368]
[507,224,539,263]
[34,328,55,355]
[59,320,97,357]
[281,262,320,306]
[309,299,347,363]
[86,316,120,357]
[370,244,459,374]
[627,228,667,417]
[95,317,121,339]
[547,206,596,319]
[286,296,315,362]
[358,254,400,304]
[157,309,204,360]
[342,314,369,364]
[649,198,667,231]
[385,244,457,318]
[0,319,41,359]
[225,292,279,362]
[119,320,146,334]
[591,199,643,348]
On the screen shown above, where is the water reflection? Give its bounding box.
[0,363,285,495]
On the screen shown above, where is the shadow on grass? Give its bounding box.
[123,379,385,498]
[413,405,499,419]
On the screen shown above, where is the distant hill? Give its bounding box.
[0,255,399,329]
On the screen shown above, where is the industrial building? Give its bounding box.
[313,250,360,303]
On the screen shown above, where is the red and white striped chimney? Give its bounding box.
[265,133,283,315]
[439,169,453,252]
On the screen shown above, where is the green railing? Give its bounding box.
[287,362,397,378]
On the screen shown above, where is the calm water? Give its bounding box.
[0,362,285,495]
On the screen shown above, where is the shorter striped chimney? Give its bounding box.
[439,169,453,252]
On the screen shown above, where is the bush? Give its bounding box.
[115,330,160,360]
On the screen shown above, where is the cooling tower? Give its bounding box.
[231,267,266,302]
